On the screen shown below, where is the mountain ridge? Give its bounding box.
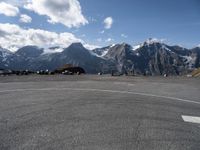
[0,42,200,75]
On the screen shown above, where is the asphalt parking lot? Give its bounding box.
[0,75,200,150]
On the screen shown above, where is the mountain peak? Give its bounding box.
[68,42,85,49]
[17,45,42,52]
[63,42,90,56]
[121,42,129,46]
[16,45,44,57]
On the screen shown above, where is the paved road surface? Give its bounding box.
[0,75,200,150]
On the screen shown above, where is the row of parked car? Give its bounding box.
[0,65,86,76]
[0,69,34,76]
[0,69,81,76]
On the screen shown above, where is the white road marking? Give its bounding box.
[114,82,135,86]
[0,87,200,105]
[182,115,200,124]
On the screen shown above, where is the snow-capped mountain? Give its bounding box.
[92,44,116,57]
[92,41,200,75]
[0,41,200,75]
[0,43,114,73]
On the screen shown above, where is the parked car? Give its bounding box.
[62,70,73,75]
[0,69,13,76]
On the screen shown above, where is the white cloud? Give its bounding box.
[145,38,166,44]
[0,23,96,52]
[121,34,128,38]
[84,44,100,50]
[19,14,32,23]
[105,38,114,42]
[104,17,113,29]
[0,2,19,16]
[24,0,88,28]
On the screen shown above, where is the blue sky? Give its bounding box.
[80,0,200,47]
[0,0,200,51]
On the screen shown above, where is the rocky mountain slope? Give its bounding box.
[93,41,200,75]
[0,41,200,75]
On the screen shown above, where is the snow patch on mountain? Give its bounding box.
[161,45,172,52]
[92,44,116,57]
[0,47,13,62]
[132,38,166,50]
[110,44,116,47]
[101,49,109,57]
[135,52,140,56]
[92,48,109,57]
[101,44,117,56]
[132,44,142,51]
[182,55,196,69]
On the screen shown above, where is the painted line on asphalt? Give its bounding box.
[0,87,200,105]
[182,115,200,124]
